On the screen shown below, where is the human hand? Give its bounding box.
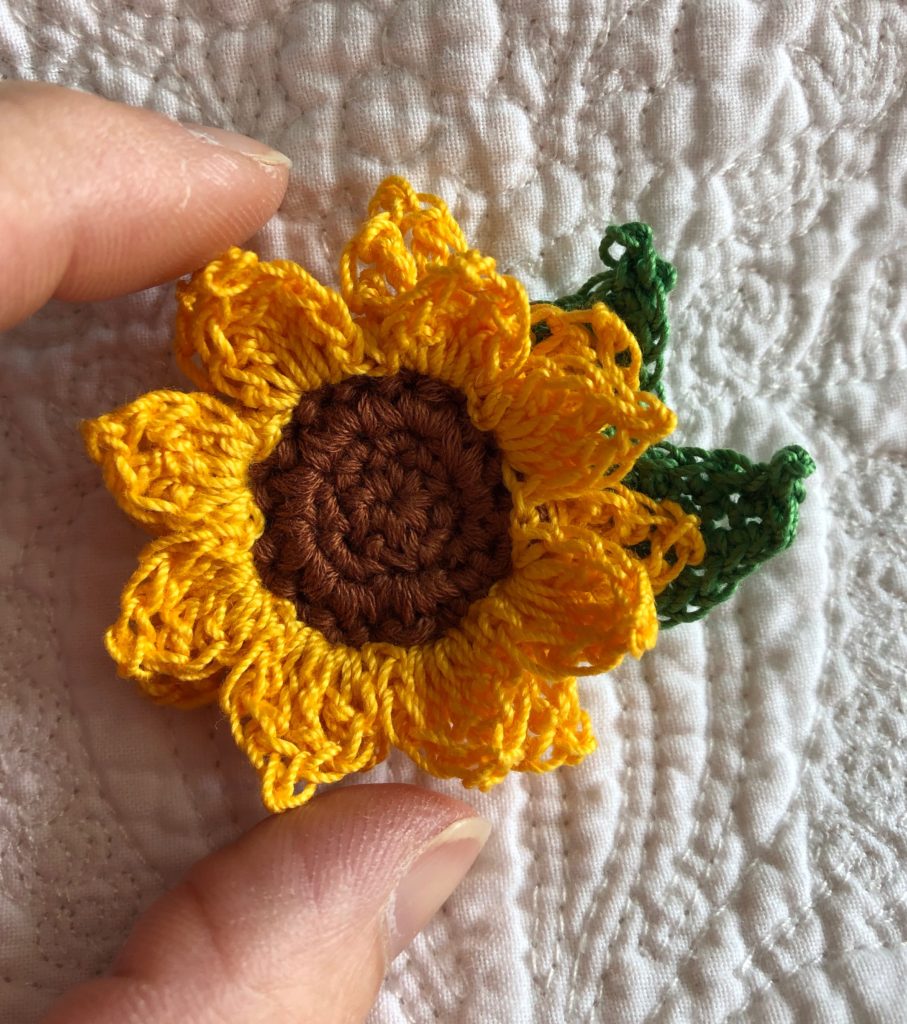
[0,81,490,1024]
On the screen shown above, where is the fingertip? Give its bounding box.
[179,122,293,169]
[0,81,290,329]
[386,814,491,960]
[41,785,490,1024]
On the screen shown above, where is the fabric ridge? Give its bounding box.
[1,1,905,1021]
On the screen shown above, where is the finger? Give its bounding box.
[41,784,490,1024]
[0,80,290,330]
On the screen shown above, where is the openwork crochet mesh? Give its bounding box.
[544,222,816,626]
[81,177,813,812]
[250,371,512,647]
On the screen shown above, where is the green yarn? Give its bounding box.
[535,224,815,627]
[625,443,815,626]
[551,223,676,399]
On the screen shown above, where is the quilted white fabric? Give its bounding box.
[2,1,906,1021]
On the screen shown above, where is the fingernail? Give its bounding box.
[180,122,292,168]
[386,816,491,960]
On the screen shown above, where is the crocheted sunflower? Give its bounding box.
[83,177,814,812]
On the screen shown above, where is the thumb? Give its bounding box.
[42,785,490,1024]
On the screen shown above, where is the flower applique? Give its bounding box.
[83,178,814,812]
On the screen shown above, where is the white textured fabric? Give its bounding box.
[2,2,906,1021]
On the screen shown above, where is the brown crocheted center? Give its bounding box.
[250,371,513,647]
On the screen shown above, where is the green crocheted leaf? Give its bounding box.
[534,223,815,625]
[624,443,816,626]
[548,222,677,399]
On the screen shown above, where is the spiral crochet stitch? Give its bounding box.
[250,370,512,647]
[82,176,811,812]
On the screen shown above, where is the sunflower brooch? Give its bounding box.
[83,177,815,812]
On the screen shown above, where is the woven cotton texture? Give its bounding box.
[2,2,906,1022]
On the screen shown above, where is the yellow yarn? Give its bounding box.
[82,177,705,812]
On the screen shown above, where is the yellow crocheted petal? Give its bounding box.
[382,516,625,789]
[221,636,391,813]
[339,176,469,325]
[516,676,597,776]
[385,643,595,791]
[175,247,370,412]
[81,389,263,535]
[376,250,532,407]
[493,304,677,503]
[531,301,647,390]
[486,519,659,676]
[142,672,222,709]
[107,530,276,688]
[553,485,706,596]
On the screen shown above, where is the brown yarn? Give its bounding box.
[250,371,513,647]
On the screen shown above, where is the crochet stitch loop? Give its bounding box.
[542,223,815,625]
[626,443,816,624]
[83,176,708,812]
[550,221,676,399]
[249,370,514,648]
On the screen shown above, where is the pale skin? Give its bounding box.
[0,81,490,1024]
